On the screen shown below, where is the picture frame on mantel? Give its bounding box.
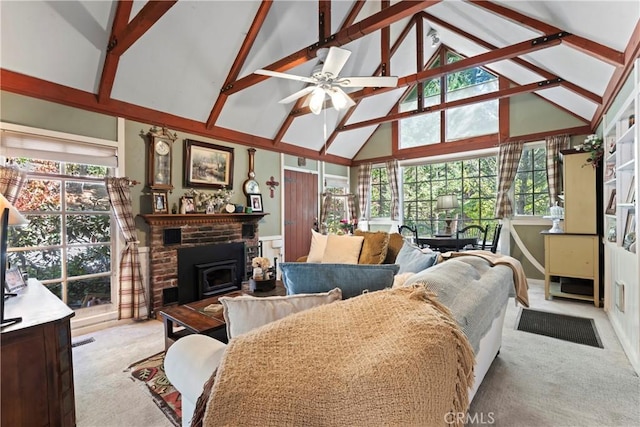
[248,193,263,212]
[184,139,234,189]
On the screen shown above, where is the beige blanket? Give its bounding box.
[439,250,530,307]
[203,285,475,427]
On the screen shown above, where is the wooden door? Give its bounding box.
[284,170,318,261]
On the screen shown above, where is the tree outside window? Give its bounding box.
[403,157,497,236]
[7,157,113,309]
[514,145,550,216]
[370,167,391,218]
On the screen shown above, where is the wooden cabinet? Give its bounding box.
[544,233,599,307]
[543,149,601,307]
[562,151,597,234]
[601,58,639,373]
[1,280,76,426]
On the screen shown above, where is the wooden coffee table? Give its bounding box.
[159,281,285,349]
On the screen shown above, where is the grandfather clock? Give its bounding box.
[145,126,177,191]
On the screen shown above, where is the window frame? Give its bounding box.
[512,140,550,218]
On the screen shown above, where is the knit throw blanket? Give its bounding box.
[202,285,475,427]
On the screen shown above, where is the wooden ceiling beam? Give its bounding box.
[338,79,565,132]
[319,1,332,41]
[294,31,566,117]
[419,11,602,105]
[205,0,273,129]
[108,1,177,57]
[468,0,624,67]
[98,1,133,104]
[222,0,441,96]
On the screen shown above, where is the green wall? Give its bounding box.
[510,224,547,280]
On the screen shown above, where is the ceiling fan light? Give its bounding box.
[329,88,349,110]
[309,87,325,115]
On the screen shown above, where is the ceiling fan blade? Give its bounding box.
[330,87,356,110]
[321,47,351,78]
[278,86,316,104]
[336,76,398,88]
[255,69,316,84]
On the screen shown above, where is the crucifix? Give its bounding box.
[266,176,280,198]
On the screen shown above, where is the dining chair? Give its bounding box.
[398,225,419,246]
[488,224,503,253]
[455,224,488,251]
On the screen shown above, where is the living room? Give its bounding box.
[1,1,639,426]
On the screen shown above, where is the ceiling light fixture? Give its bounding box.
[309,87,326,115]
[428,29,440,47]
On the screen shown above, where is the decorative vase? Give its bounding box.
[249,277,276,292]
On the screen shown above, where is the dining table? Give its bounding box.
[417,235,478,252]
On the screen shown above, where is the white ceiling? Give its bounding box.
[1,1,638,161]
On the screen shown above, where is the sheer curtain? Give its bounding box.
[105,177,147,320]
[546,134,570,206]
[494,141,524,218]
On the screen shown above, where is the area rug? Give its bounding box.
[128,351,181,427]
[516,308,603,348]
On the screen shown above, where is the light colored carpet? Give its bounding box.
[72,280,639,427]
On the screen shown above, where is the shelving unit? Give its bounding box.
[601,58,639,374]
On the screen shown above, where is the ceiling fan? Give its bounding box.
[255,46,398,115]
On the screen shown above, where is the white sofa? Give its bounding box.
[165,254,526,426]
[165,334,226,427]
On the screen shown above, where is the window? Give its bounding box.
[370,166,391,218]
[399,50,498,148]
[323,176,349,234]
[514,144,549,216]
[6,157,114,310]
[403,156,497,236]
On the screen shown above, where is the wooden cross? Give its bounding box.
[266,176,280,198]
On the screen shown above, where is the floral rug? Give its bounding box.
[128,351,181,427]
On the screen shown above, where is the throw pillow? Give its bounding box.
[307,229,328,263]
[280,262,399,299]
[385,233,405,264]
[354,230,390,264]
[219,288,342,339]
[395,241,439,274]
[321,234,364,264]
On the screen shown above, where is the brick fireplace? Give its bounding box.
[140,213,267,315]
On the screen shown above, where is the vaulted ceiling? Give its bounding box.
[1,1,639,165]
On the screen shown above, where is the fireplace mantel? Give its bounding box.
[140,213,268,227]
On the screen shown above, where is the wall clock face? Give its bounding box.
[155,140,170,155]
[244,179,260,195]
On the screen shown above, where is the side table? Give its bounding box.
[159,280,286,349]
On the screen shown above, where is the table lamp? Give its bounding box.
[1,193,29,328]
[436,194,459,235]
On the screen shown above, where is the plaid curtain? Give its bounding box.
[385,160,400,220]
[357,163,372,219]
[319,193,332,234]
[0,165,26,203]
[494,141,524,218]
[105,177,147,320]
[347,194,357,223]
[546,134,570,206]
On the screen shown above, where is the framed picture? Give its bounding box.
[152,191,168,214]
[181,196,195,214]
[248,193,263,212]
[626,177,636,204]
[604,163,615,181]
[184,139,234,189]
[605,189,616,215]
[4,267,26,293]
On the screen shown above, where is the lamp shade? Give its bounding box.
[309,87,326,115]
[436,195,459,211]
[0,194,28,226]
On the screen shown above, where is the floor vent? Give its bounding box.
[72,337,95,348]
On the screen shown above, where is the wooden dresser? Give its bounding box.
[1,279,76,426]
